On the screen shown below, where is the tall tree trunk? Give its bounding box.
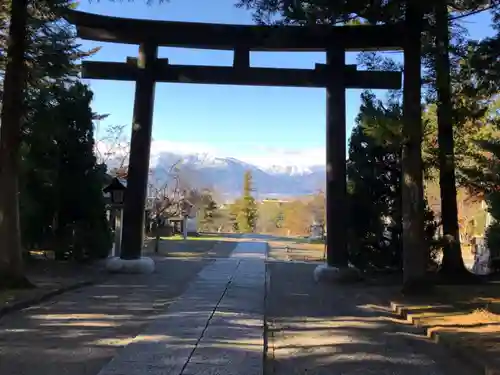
[434,0,469,278]
[0,0,32,288]
[393,167,403,270]
[401,3,429,294]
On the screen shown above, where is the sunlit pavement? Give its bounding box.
[266,262,478,375]
[0,238,479,375]
[95,241,267,375]
[94,239,475,375]
[0,256,216,375]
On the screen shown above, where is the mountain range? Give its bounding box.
[147,151,326,200]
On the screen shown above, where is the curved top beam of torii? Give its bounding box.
[64,9,405,52]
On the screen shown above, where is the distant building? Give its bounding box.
[261,198,289,204]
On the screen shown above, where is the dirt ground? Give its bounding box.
[0,235,242,375]
[266,261,475,375]
[2,236,238,315]
[0,260,104,315]
[266,237,499,371]
[0,257,211,375]
[390,282,500,371]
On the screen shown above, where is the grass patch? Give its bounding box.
[307,238,325,245]
[149,235,239,259]
[263,236,322,244]
[160,235,232,241]
[267,239,325,262]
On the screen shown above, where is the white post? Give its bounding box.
[114,208,123,257]
[182,215,188,239]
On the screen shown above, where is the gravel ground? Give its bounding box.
[266,261,480,375]
[0,256,212,375]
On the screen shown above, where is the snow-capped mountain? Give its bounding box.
[262,164,315,176]
[147,151,326,199]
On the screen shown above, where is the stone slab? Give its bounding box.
[106,257,155,274]
[189,345,263,366]
[182,362,262,375]
[96,241,267,375]
[313,263,361,283]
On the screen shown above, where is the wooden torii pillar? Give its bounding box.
[120,42,158,260]
[324,43,349,269]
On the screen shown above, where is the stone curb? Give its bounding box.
[390,301,499,375]
[0,279,98,319]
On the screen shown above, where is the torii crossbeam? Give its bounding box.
[65,10,406,275]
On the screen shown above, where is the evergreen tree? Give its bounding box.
[463,11,500,258]
[20,82,112,260]
[54,83,110,260]
[236,171,258,233]
[348,91,439,271]
[229,202,240,232]
[0,1,112,284]
[237,0,496,285]
[0,0,166,285]
[0,0,30,287]
[462,99,500,261]
[198,190,218,232]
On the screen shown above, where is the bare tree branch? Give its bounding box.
[149,159,191,221]
[94,124,130,175]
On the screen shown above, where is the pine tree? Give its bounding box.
[52,83,111,260]
[0,1,112,282]
[348,91,439,271]
[0,0,30,288]
[236,171,258,233]
[0,0,168,285]
[462,98,500,261]
[198,190,218,232]
[463,11,500,259]
[348,92,403,270]
[229,202,240,232]
[237,0,496,285]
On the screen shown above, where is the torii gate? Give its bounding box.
[64,9,423,279]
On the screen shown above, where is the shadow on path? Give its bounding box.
[265,262,480,375]
[0,257,210,375]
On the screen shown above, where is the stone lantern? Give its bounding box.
[103,177,127,257]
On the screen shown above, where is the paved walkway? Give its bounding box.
[1,238,480,375]
[98,241,267,375]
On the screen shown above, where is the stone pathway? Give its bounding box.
[98,241,267,375]
[1,236,480,375]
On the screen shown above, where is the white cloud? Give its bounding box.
[239,147,325,168]
[96,138,325,169]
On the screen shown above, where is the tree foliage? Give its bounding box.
[0,0,112,277]
[196,190,219,232]
[236,0,500,283]
[1,0,499,289]
[21,83,111,260]
[231,171,258,233]
[347,92,439,271]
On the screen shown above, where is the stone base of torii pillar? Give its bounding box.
[105,256,155,274]
[313,263,362,283]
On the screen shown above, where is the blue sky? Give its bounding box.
[79,1,495,168]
